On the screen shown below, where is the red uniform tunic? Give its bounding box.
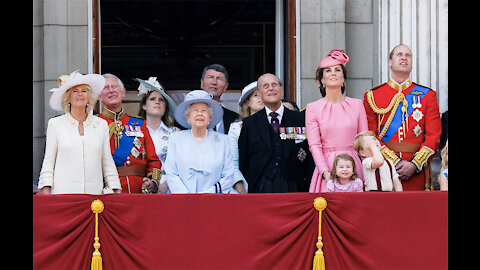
[363,79,441,190]
[98,108,162,193]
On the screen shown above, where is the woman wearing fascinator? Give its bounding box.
[305,50,368,192]
[135,77,179,193]
[38,71,121,194]
[163,90,234,193]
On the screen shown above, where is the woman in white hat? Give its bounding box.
[164,90,234,193]
[38,71,121,194]
[135,77,179,193]
[227,81,264,194]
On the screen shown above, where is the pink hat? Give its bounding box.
[318,49,349,68]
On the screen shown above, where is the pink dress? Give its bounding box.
[326,178,363,192]
[305,97,368,192]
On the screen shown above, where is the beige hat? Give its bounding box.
[48,70,105,111]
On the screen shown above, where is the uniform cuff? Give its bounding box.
[380,145,401,165]
[411,146,434,171]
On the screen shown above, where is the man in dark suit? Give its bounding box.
[200,64,239,134]
[238,73,313,193]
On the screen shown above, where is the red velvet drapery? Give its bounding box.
[33,192,447,269]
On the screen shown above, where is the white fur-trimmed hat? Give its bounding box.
[48,70,105,111]
[174,90,223,129]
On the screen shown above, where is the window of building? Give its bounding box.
[100,0,277,90]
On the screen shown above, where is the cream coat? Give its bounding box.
[38,113,121,194]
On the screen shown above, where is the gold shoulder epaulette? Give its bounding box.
[127,114,145,120]
[369,83,387,91]
[412,82,435,92]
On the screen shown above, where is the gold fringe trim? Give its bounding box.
[313,197,327,270]
[91,199,104,270]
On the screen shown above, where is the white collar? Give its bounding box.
[147,120,171,133]
[265,104,284,117]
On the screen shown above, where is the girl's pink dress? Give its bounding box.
[326,178,364,192]
[305,97,368,193]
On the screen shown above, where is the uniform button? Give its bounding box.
[126,160,131,165]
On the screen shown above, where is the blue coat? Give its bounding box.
[165,129,234,193]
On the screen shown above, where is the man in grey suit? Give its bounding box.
[200,64,239,134]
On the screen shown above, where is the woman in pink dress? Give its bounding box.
[306,50,368,192]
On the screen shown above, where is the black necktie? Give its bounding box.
[269,112,280,134]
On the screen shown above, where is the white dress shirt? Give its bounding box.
[265,104,285,124]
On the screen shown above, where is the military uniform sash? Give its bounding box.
[381,84,430,142]
[112,117,144,166]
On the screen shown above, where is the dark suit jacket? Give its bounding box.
[238,107,313,192]
[222,106,239,134]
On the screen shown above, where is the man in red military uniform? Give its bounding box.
[98,73,162,193]
[363,44,441,191]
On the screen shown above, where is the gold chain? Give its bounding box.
[366,90,406,140]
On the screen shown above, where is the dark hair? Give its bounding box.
[138,91,174,127]
[201,64,229,82]
[281,99,299,111]
[315,64,347,97]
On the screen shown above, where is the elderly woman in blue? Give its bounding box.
[164,90,234,193]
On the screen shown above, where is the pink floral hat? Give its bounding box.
[318,49,349,68]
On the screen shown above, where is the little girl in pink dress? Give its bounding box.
[326,154,363,192]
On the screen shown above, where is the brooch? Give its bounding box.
[413,124,422,137]
[297,147,307,162]
[411,109,424,122]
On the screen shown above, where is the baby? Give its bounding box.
[354,131,403,191]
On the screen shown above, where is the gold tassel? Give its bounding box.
[91,199,104,270]
[313,197,327,270]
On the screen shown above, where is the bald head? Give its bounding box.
[257,73,284,111]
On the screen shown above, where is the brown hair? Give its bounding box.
[330,153,358,181]
[315,64,347,97]
[389,43,411,60]
[138,91,174,127]
[353,130,376,153]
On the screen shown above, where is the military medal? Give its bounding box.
[131,147,140,158]
[279,127,306,140]
[412,109,424,122]
[412,95,422,109]
[416,96,422,108]
[413,124,422,137]
[125,125,144,137]
[133,137,142,149]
